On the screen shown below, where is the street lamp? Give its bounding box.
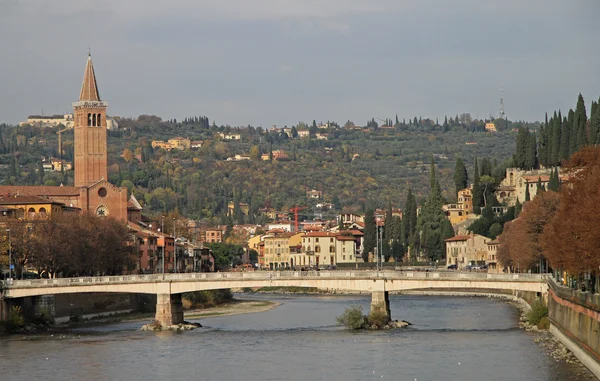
[6,229,11,281]
[173,218,177,273]
[161,216,165,278]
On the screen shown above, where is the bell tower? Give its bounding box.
[73,54,108,187]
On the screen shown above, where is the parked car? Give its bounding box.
[447,264,457,270]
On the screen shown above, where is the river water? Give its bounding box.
[0,294,595,381]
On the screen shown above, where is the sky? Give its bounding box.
[0,0,599,127]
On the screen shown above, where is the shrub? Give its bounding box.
[537,317,550,330]
[183,289,234,308]
[337,305,366,330]
[367,309,390,328]
[3,306,25,332]
[526,299,548,325]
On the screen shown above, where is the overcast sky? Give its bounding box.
[1,0,599,127]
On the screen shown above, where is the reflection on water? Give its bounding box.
[0,295,595,381]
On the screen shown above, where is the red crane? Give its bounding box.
[289,206,307,233]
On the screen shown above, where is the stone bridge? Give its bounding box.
[1,271,549,327]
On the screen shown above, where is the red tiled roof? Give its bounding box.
[0,186,80,196]
[336,236,356,241]
[0,194,63,205]
[445,235,471,242]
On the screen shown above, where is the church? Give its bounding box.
[0,55,141,222]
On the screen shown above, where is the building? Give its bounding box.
[205,229,223,243]
[445,233,490,269]
[20,114,75,128]
[444,188,474,225]
[0,54,133,222]
[226,154,251,161]
[191,141,204,149]
[306,189,322,199]
[486,240,500,273]
[485,122,497,132]
[268,220,294,233]
[263,232,294,269]
[151,137,191,151]
[297,130,310,138]
[261,150,289,161]
[219,132,241,141]
[0,194,79,220]
[42,157,72,172]
[495,167,566,206]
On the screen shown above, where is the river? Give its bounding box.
[0,294,595,381]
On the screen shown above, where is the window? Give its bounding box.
[97,113,101,126]
[39,207,47,217]
[315,246,321,253]
[87,113,92,126]
[316,238,319,243]
[28,207,36,218]
[329,246,334,253]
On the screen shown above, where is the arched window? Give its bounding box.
[28,207,36,218]
[87,113,92,126]
[92,114,97,127]
[97,113,101,127]
[39,207,47,217]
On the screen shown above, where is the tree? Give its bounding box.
[249,145,261,161]
[536,177,545,193]
[453,158,468,196]
[525,131,537,170]
[542,147,600,276]
[479,175,496,207]
[547,168,560,192]
[362,209,376,262]
[472,158,482,214]
[524,182,531,202]
[515,127,529,168]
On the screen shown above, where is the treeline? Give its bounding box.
[516,94,600,170]
[1,214,132,279]
[498,147,600,289]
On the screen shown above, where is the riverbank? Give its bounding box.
[0,299,280,335]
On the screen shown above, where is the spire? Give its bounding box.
[79,54,101,101]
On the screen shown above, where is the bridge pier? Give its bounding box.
[155,294,183,327]
[370,291,391,322]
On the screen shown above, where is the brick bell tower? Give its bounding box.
[73,53,108,187]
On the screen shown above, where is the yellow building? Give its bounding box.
[0,194,79,220]
[151,137,191,151]
[445,233,489,269]
[263,232,293,269]
[485,122,497,132]
[168,137,191,150]
[444,188,473,225]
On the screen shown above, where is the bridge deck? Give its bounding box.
[1,271,549,298]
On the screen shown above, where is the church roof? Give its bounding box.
[128,194,143,210]
[0,186,80,197]
[0,194,64,205]
[79,54,101,101]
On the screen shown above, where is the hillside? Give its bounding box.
[0,118,529,223]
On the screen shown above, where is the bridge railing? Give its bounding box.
[1,271,550,289]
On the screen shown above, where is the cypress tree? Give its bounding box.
[592,100,600,145]
[575,93,588,149]
[525,182,531,202]
[548,168,559,192]
[568,109,577,156]
[362,209,376,262]
[515,198,522,218]
[536,177,545,194]
[539,116,548,167]
[516,128,529,168]
[550,112,561,165]
[404,189,417,244]
[559,115,570,162]
[453,158,468,196]
[472,158,482,214]
[525,131,537,170]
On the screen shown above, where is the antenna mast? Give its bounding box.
[498,87,506,119]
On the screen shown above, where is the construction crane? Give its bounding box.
[57,126,72,162]
[289,206,307,233]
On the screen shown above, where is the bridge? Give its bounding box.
[1,271,549,327]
